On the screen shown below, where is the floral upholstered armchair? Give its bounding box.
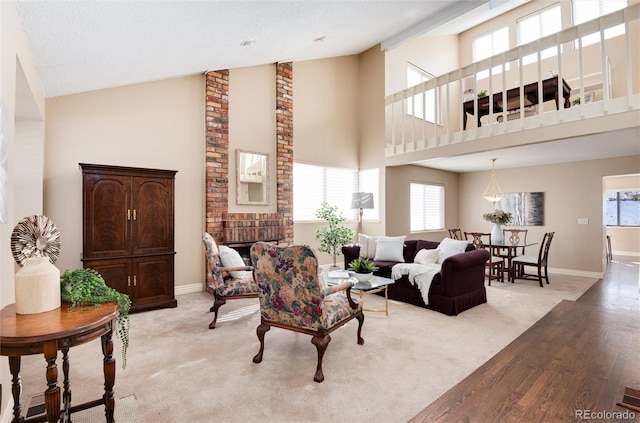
[250,242,364,383]
[202,233,258,329]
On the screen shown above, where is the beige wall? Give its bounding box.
[292,56,362,264]
[358,45,386,235]
[44,76,205,292]
[385,164,459,241]
[228,64,277,214]
[459,155,640,275]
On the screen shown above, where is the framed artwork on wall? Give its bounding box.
[496,192,544,226]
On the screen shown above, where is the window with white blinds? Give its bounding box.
[293,162,358,222]
[573,0,627,47]
[410,183,444,232]
[517,4,562,66]
[472,26,510,80]
[406,64,440,124]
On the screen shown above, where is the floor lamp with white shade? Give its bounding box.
[351,192,374,234]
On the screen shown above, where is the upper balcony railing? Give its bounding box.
[385,4,640,158]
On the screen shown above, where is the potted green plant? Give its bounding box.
[315,202,355,269]
[477,90,488,98]
[348,257,379,282]
[61,268,131,369]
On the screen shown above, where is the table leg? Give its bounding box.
[101,325,116,423]
[384,286,389,317]
[62,348,71,420]
[43,341,61,423]
[8,356,22,423]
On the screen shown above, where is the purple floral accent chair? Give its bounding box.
[250,242,364,383]
[202,233,258,329]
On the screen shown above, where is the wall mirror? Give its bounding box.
[236,149,269,205]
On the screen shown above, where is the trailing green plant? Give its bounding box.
[477,90,488,98]
[315,202,355,268]
[61,268,131,369]
[348,257,379,274]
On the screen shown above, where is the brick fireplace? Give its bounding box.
[204,63,294,266]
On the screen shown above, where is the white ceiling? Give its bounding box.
[13,0,638,173]
[15,0,527,98]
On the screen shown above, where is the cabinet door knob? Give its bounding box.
[133,275,137,286]
[128,276,131,287]
[133,209,137,220]
[127,209,131,221]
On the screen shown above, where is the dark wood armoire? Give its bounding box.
[80,163,178,312]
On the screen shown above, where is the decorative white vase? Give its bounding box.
[491,223,504,244]
[354,272,373,283]
[15,256,61,314]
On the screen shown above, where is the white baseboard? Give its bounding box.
[612,250,640,258]
[548,267,603,279]
[175,283,204,296]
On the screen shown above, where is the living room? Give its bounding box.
[1,0,639,421]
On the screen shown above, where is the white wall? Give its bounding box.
[1,0,46,417]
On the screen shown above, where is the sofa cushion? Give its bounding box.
[415,248,439,264]
[358,233,378,259]
[436,237,469,264]
[374,236,406,262]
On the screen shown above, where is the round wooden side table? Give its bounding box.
[1,302,118,423]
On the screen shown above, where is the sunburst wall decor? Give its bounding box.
[11,215,61,266]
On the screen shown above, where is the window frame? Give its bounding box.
[572,0,627,48]
[406,63,441,125]
[517,3,563,66]
[410,182,445,233]
[472,25,510,80]
[293,162,359,222]
[605,190,640,227]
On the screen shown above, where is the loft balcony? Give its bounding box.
[384,4,640,165]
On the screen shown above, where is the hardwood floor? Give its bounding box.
[411,256,640,422]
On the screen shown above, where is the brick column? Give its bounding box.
[204,64,294,248]
[276,62,294,245]
[204,70,229,243]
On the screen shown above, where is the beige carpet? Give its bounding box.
[17,274,598,423]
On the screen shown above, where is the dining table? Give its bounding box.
[491,241,537,282]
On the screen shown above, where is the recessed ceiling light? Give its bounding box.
[313,36,326,43]
[240,39,255,48]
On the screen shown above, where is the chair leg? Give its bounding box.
[252,323,270,364]
[537,265,544,287]
[209,296,227,329]
[311,335,331,383]
[355,311,365,345]
[544,264,550,285]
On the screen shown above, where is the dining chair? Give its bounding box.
[511,232,555,287]
[502,229,528,256]
[464,232,504,285]
[448,228,463,240]
[250,242,364,383]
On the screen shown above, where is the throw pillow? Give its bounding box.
[414,248,439,265]
[218,246,247,278]
[436,237,469,264]
[358,233,378,259]
[374,236,406,262]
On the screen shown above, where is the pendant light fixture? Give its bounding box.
[483,158,504,205]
